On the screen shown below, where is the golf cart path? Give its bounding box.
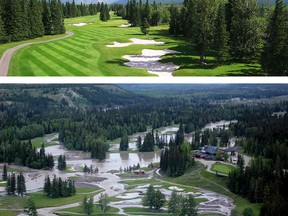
[0,32,74,76]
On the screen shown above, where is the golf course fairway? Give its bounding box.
[7,14,261,76]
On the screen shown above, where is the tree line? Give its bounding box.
[43,175,76,198]
[115,0,170,27]
[226,106,288,215]
[0,141,54,169]
[0,0,65,44]
[169,0,288,75]
[62,0,98,18]
[5,172,26,196]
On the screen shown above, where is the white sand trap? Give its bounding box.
[123,49,180,77]
[72,23,87,27]
[168,186,184,191]
[107,38,164,48]
[119,23,131,28]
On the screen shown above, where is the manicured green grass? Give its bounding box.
[30,189,103,208]
[0,188,103,216]
[8,14,262,76]
[210,163,236,175]
[161,162,261,215]
[0,34,66,58]
[0,181,6,186]
[55,205,118,216]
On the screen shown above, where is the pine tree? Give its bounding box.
[120,134,129,151]
[20,0,30,40]
[213,4,230,63]
[50,0,65,35]
[229,0,261,61]
[142,0,151,24]
[154,189,166,210]
[5,174,11,195]
[140,18,150,35]
[29,0,44,39]
[261,0,288,75]
[2,0,23,41]
[2,164,7,181]
[10,173,16,195]
[187,0,220,64]
[42,0,52,35]
[0,5,7,44]
[130,0,139,26]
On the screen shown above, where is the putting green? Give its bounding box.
[8,14,262,76]
[211,163,236,175]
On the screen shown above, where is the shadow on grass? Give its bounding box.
[225,65,263,76]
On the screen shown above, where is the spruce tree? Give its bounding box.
[229,0,261,61]
[42,0,52,35]
[213,3,230,63]
[261,0,288,75]
[29,0,44,38]
[140,18,150,35]
[2,164,7,181]
[0,5,6,44]
[11,173,16,195]
[50,0,65,35]
[20,0,30,40]
[119,134,129,151]
[2,0,23,41]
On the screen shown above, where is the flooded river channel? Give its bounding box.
[1,120,237,216]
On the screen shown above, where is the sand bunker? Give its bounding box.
[119,24,131,28]
[123,49,180,77]
[72,23,87,27]
[107,38,164,48]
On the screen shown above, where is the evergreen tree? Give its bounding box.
[2,0,23,41]
[140,18,150,35]
[58,155,66,171]
[229,0,261,61]
[136,136,142,150]
[50,0,65,35]
[213,4,230,63]
[20,0,30,40]
[10,173,16,195]
[44,175,51,196]
[5,174,11,195]
[140,132,154,152]
[187,0,220,64]
[130,0,139,26]
[29,0,44,38]
[0,5,6,43]
[142,0,151,24]
[169,5,180,35]
[42,0,52,35]
[261,0,288,75]
[24,198,38,216]
[119,134,129,151]
[2,164,7,181]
